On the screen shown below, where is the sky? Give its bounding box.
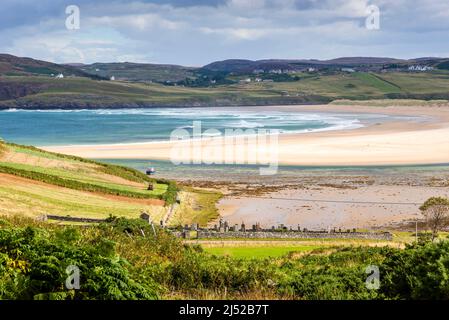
[1,0,449,66]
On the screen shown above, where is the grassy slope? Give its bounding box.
[80,62,195,82]
[0,141,172,219]
[0,142,222,227]
[0,143,167,197]
[170,188,222,227]
[0,174,166,220]
[3,71,449,108]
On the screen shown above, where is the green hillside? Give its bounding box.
[79,62,195,83]
[0,141,178,220]
[0,54,103,79]
[2,71,449,108]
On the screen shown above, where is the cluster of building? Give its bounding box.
[247,64,436,75]
[408,65,434,72]
[252,68,316,74]
[239,78,273,83]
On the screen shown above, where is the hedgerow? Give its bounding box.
[0,164,166,200]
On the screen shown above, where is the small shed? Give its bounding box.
[140,212,151,224]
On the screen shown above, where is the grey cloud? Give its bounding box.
[1,0,449,65]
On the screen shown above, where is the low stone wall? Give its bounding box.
[45,215,105,223]
[194,231,393,241]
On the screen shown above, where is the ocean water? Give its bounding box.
[100,159,449,184]
[0,107,404,146]
[2,107,445,181]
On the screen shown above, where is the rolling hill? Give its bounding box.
[2,53,449,108]
[201,57,449,74]
[3,70,449,109]
[0,141,176,220]
[0,140,220,227]
[0,54,104,79]
[78,62,196,83]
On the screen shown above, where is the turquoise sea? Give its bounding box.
[0,107,401,146]
[1,107,447,180]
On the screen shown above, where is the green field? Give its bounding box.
[0,143,168,198]
[80,62,195,82]
[0,141,180,220]
[205,245,323,259]
[0,141,225,227]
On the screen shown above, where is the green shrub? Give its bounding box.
[380,242,449,300]
[277,247,392,300]
[0,224,160,300]
[2,216,449,300]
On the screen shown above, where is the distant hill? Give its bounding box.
[2,53,449,108]
[79,62,196,83]
[201,57,448,74]
[0,54,104,79]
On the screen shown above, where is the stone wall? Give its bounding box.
[44,214,105,223]
[193,230,393,241]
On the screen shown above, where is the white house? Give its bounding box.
[239,78,251,83]
[55,73,64,79]
[110,75,115,81]
[408,65,434,72]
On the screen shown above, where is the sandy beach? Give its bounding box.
[217,184,449,230]
[43,104,449,166]
[41,103,449,230]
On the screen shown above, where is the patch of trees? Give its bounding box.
[175,70,235,87]
[420,197,449,241]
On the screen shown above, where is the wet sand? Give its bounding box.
[217,184,449,230]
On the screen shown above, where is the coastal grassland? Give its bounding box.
[352,72,400,93]
[379,72,449,94]
[79,62,195,83]
[330,98,449,106]
[0,141,184,222]
[0,174,166,220]
[0,142,171,199]
[2,215,449,300]
[170,188,223,227]
[237,71,449,100]
[3,72,449,108]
